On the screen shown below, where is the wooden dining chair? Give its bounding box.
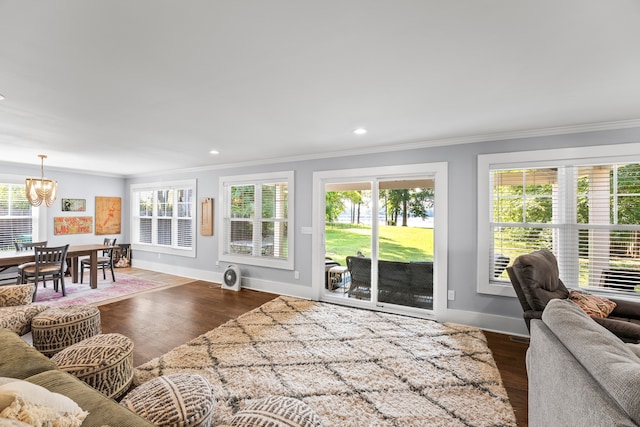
[14,240,48,286]
[81,238,117,283]
[22,244,69,301]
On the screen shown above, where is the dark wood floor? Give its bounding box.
[98,269,529,426]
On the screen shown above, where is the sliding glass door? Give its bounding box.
[316,166,441,317]
[377,178,434,310]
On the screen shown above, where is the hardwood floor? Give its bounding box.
[98,268,529,426]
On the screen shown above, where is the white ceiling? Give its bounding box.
[2,1,640,177]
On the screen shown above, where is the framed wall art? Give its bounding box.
[54,216,93,235]
[95,196,122,235]
[62,198,86,212]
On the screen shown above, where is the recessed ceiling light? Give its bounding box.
[353,128,367,135]
[209,150,219,155]
[0,93,5,101]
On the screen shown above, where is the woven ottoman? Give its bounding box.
[51,333,134,399]
[228,396,323,427]
[31,304,101,357]
[120,374,214,427]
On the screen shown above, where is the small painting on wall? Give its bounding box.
[54,216,93,235]
[95,196,121,235]
[62,198,86,212]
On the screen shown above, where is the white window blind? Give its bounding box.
[131,180,195,257]
[0,183,35,251]
[490,168,559,280]
[489,163,640,294]
[220,171,294,270]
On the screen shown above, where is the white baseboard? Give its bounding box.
[439,308,530,337]
[132,260,529,337]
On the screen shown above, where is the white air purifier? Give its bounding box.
[222,264,241,291]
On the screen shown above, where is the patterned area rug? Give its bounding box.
[33,273,181,307]
[135,296,516,426]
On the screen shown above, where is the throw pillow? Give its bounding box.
[568,289,617,318]
[0,378,88,427]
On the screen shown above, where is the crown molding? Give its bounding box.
[127,118,640,178]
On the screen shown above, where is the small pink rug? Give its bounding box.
[33,273,180,307]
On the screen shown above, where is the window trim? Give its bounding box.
[130,179,196,258]
[477,142,640,296]
[219,171,294,270]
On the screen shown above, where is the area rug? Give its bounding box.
[33,273,181,307]
[134,296,516,426]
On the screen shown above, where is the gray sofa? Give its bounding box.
[528,299,640,426]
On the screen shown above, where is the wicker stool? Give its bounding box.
[31,305,101,357]
[51,333,134,399]
[120,374,214,427]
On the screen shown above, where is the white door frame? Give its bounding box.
[311,162,448,320]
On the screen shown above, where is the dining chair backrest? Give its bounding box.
[34,245,69,268]
[102,238,117,257]
[14,241,47,251]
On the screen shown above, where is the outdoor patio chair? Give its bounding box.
[346,256,371,300]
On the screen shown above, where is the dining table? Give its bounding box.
[0,244,114,290]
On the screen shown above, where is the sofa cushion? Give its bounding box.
[568,289,617,318]
[0,329,57,380]
[511,249,569,311]
[542,299,640,424]
[628,343,640,359]
[26,370,155,427]
[0,378,88,427]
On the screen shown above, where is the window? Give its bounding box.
[219,171,294,269]
[478,144,640,297]
[0,180,40,251]
[131,180,196,257]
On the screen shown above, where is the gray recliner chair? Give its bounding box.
[507,249,640,343]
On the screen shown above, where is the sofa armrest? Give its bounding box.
[593,317,640,343]
[610,298,640,319]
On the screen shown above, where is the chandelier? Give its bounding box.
[25,154,58,207]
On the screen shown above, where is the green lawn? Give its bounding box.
[325,223,433,266]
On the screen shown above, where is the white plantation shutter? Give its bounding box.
[131,180,195,257]
[221,171,293,270]
[0,182,35,251]
[176,188,193,248]
[488,162,640,293]
[572,164,640,290]
[490,168,559,280]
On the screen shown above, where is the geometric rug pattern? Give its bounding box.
[134,296,516,426]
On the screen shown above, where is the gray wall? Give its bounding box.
[0,163,126,246]
[127,126,640,333]
[4,126,639,333]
